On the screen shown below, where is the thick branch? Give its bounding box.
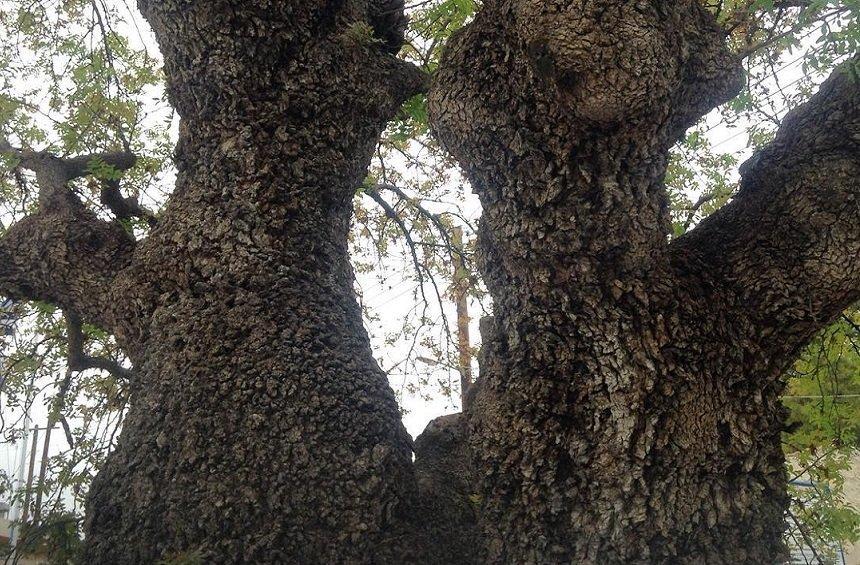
[3,140,154,226]
[430,0,743,286]
[57,151,136,182]
[368,0,409,53]
[0,145,136,330]
[0,208,135,330]
[670,62,860,360]
[1,140,135,208]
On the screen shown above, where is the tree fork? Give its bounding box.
[0,0,856,562]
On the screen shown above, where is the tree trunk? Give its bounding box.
[429,1,859,563]
[0,0,856,563]
[78,1,429,562]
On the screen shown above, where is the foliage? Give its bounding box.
[781,309,860,557]
[340,21,385,48]
[785,311,860,450]
[9,511,83,564]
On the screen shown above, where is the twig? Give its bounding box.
[682,193,718,232]
[373,183,470,268]
[364,186,431,313]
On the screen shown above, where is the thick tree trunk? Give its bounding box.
[429,1,859,563]
[76,1,429,562]
[0,0,857,563]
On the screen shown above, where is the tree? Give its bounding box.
[429,0,859,561]
[0,0,857,564]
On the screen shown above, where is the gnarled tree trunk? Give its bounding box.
[0,0,856,563]
[429,1,859,563]
[80,1,430,562]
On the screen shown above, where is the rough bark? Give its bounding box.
[0,148,137,330]
[671,68,860,361]
[429,0,858,562]
[76,1,431,562]
[0,0,857,562]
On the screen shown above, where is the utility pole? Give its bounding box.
[21,425,40,524]
[451,227,472,407]
[8,414,30,547]
[32,422,54,525]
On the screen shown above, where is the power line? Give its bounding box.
[694,45,816,138]
[708,73,810,151]
[367,284,422,310]
[676,17,841,150]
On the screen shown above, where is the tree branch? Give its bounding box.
[670,61,860,360]
[681,192,720,233]
[66,311,132,380]
[364,185,431,310]
[733,6,851,59]
[57,151,137,182]
[99,179,158,227]
[842,313,860,336]
[374,183,471,270]
[2,140,155,226]
[0,144,137,330]
[0,140,135,207]
[430,0,744,285]
[773,0,813,7]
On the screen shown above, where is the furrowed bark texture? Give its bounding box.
[430,0,858,562]
[74,0,428,562]
[0,152,136,330]
[0,0,856,562]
